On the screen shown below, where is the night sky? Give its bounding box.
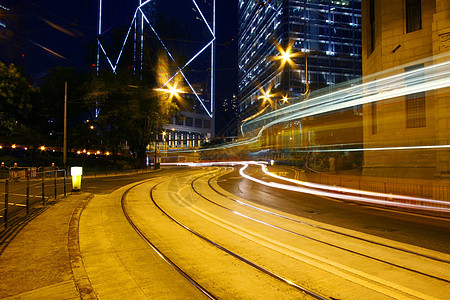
[1,0,237,131]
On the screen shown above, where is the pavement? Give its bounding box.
[0,192,95,299]
[0,168,202,300]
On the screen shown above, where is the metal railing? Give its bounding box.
[0,170,69,229]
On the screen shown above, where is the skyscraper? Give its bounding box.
[97,0,215,150]
[238,0,362,122]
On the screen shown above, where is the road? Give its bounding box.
[78,164,450,299]
[219,164,450,254]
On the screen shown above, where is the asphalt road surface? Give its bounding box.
[217,164,450,254]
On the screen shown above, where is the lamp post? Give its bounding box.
[162,131,167,158]
[154,130,158,170]
[63,81,67,170]
[154,85,185,165]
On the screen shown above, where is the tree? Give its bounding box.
[81,69,179,168]
[124,84,178,168]
[0,62,34,139]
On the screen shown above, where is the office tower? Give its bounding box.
[238,0,362,121]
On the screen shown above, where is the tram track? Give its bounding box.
[119,165,450,299]
[205,167,450,266]
[184,166,449,298]
[120,176,217,299]
[121,169,328,299]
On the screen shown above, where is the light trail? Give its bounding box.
[163,161,449,211]
[28,40,68,60]
[292,144,450,153]
[242,56,450,134]
[237,163,450,212]
[171,54,450,152]
[260,163,449,206]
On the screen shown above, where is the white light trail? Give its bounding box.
[243,57,450,133]
[238,164,450,212]
[293,144,450,153]
[260,164,449,206]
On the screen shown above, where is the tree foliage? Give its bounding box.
[0,62,34,138]
[81,70,179,167]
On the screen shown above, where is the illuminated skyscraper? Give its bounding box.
[97,0,215,148]
[238,0,362,121]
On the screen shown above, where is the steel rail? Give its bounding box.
[193,168,450,284]
[120,179,217,300]
[149,176,328,300]
[208,167,450,265]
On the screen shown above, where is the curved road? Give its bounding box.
[77,164,450,299]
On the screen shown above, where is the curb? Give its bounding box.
[67,194,98,300]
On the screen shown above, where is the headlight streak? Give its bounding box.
[238,163,450,212]
[196,182,450,282]
[159,55,450,154]
[160,161,266,167]
[289,144,450,153]
[206,172,450,264]
[244,57,450,129]
[248,73,450,135]
[259,164,450,206]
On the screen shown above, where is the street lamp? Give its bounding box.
[154,83,186,102]
[162,131,168,158]
[258,87,275,106]
[274,45,310,96]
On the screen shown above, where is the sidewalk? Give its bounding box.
[0,192,94,299]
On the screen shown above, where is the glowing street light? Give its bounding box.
[282,95,289,104]
[274,44,310,96]
[155,83,187,102]
[258,87,275,105]
[274,44,301,69]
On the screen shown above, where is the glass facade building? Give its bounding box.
[238,0,362,121]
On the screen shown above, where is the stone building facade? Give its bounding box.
[361,0,450,180]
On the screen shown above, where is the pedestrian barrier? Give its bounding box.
[0,170,69,230]
[0,166,153,230]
